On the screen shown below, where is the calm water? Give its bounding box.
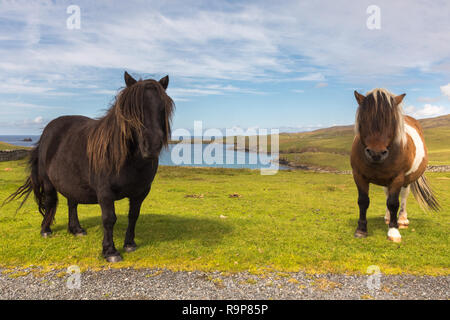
[160,143,285,170]
[0,136,286,170]
[0,135,40,147]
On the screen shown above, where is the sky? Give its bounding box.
[0,0,449,135]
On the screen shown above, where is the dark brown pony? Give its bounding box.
[351,88,439,243]
[5,72,174,262]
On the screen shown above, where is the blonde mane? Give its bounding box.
[355,88,406,146]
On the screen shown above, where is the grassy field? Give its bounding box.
[0,141,30,151]
[0,160,448,275]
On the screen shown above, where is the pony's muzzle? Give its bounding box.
[365,147,389,163]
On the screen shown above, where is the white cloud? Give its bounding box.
[1,101,64,110]
[33,116,43,124]
[315,82,328,88]
[0,80,53,94]
[93,89,119,95]
[167,84,266,100]
[417,97,440,103]
[1,0,450,133]
[440,84,450,99]
[290,73,325,82]
[0,0,449,87]
[405,104,447,119]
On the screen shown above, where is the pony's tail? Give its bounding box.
[2,144,46,215]
[410,175,440,212]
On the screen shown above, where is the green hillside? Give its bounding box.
[0,141,30,151]
[277,114,450,171]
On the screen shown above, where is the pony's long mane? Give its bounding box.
[87,80,174,174]
[355,88,406,146]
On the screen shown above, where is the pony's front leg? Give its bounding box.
[99,197,121,262]
[354,173,370,238]
[123,196,145,253]
[386,187,402,243]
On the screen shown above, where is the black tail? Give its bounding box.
[2,143,46,215]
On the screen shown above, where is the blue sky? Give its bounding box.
[0,0,449,134]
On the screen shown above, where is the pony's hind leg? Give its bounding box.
[383,187,390,224]
[397,185,410,229]
[40,182,58,238]
[68,199,87,236]
[386,186,409,227]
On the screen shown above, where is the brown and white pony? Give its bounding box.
[351,88,439,243]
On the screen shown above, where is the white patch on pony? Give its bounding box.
[405,124,425,176]
[388,228,401,238]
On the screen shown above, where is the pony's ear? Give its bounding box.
[354,91,365,105]
[159,75,169,90]
[124,71,137,87]
[394,93,406,105]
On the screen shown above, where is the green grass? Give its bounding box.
[280,152,350,171]
[0,160,448,275]
[420,125,450,165]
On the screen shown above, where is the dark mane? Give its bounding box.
[355,88,405,146]
[87,80,175,174]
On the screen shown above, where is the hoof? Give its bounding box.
[41,231,52,238]
[387,236,402,243]
[105,255,122,263]
[387,228,402,243]
[354,230,368,238]
[74,230,87,237]
[124,245,137,253]
[398,219,409,229]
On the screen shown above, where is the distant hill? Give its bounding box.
[277,114,450,171]
[1,114,448,171]
[0,141,31,151]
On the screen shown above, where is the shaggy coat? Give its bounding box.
[351,88,438,242]
[5,72,174,262]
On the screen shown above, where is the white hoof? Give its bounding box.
[387,228,402,243]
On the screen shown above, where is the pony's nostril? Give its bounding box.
[381,150,388,156]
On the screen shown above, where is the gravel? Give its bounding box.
[0,267,448,300]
